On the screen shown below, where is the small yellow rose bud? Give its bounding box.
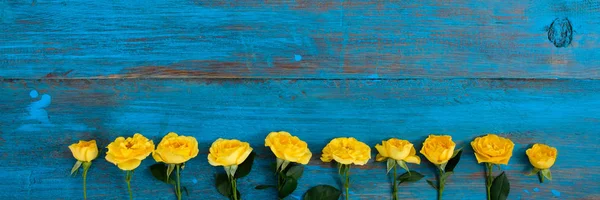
[69,140,99,162]
[471,134,515,165]
[420,135,455,165]
[208,138,253,167]
[321,137,371,165]
[526,144,557,169]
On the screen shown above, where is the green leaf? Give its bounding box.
[285,164,304,180]
[541,169,552,181]
[442,171,454,180]
[182,186,189,196]
[396,160,410,173]
[279,176,298,198]
[270,162,278,172]
[303,185,341,200]
[426,179,438,190]
[396,171,424,183]
[526,168,540,176]
[255,185,275,190]
[224,165,238,178]
[276,158,285,172]
[444,149,463,172]
[71,161,82,176]
[215,173,232,197]
[436,163,445,171]
[452,147,463,158]
[280,161,291,173]
[338,164,349,177]
[235,152,255,179]
[166,164,175,182]
[149,163,176,184]
[490,172,510,200]
[386,159,396,174]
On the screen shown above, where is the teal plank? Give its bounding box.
[0,79,597,199]
[1,0,599,79]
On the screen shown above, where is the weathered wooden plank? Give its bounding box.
[1,0,599,79]
[0,79,598,199]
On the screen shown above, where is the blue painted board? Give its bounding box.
[0,79,597,199]
[1,0,600,79]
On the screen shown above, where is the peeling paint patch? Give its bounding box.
[26,90,51,124]
[17,90,53,131]
[551,190,561,197]
[29,90,38,98]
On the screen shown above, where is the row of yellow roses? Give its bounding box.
[68,132,557,200]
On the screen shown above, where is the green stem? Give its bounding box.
[538,171,544,183]
[485,163,493,200]
[344,165,350,200]
[230,175,238,200]
[176,165,181,200]
[437,167,444,200]
[392,164,398,200]
[83,168,88,200]
[126,170,133,200]
[82,162,91,200]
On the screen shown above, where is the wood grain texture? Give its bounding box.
[1,0,600,79]
[1,79,598,199]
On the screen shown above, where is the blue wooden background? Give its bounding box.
[1,0,599,199]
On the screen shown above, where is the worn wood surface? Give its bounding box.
[1,79,599,199]
[2,0,600,200]
[1,0,600,79]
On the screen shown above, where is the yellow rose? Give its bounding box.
[526,144,557,169]
[152,132,199,164]
[208,138,253,166]
[471,134,515,165]
[105,133,155,170]
[420,135,455,165]
[321,137,371,165]
[265,131,312,164]
[69,140,99,162]
[375,138,421,164]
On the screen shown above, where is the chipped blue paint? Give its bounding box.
[29,90,38,98]
[294,54,302,62]
[533,188,540,192]
[21,90,52,129]
[551,190,561,197]
[367,74,379,79]
[523,189,530,194]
